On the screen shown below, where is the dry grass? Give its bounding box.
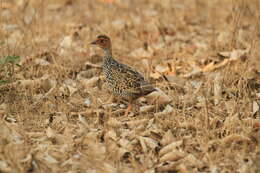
[0,0,260,172]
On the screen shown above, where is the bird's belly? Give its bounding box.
[104,76,129,99]
[103,67,140,100]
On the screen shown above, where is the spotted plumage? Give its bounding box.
[90,35,156,115]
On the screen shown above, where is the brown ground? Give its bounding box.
[0,0,260,172]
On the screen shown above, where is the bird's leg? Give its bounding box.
[124,103,132,116]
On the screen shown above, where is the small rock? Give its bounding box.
[34,58,50,66]
[155,64,169,73]
[119,104,126,108]
[84,99,91,107]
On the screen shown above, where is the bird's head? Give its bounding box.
[90,35,111,50]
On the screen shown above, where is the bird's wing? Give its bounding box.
[110,60,154,95]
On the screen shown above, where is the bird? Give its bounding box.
[90,35,156,116]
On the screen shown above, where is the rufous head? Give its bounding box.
[90,35,111,50]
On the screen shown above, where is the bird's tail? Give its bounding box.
[141,82,156,96]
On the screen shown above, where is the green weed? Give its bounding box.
[0,55,20,84]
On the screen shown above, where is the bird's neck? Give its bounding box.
[103,48,113,60]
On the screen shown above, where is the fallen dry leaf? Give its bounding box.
[0,160,12,172]
[140,105,155,113]
[221,134,252,145]
[1,1,259,172]
[159,140,183,157]
[79,76,100,88]
[126,119,149,129]
[161,130,175,146]
[60,36,72,49]
[176,164,189,173]
[154,104,173,116]
[160,150,186,162]
[145,88,171,106]
[252,101,259,116]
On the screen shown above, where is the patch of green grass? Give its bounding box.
[0,55,20,84]
[0,55,20,66]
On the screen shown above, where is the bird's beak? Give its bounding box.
[90,40,97,45]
